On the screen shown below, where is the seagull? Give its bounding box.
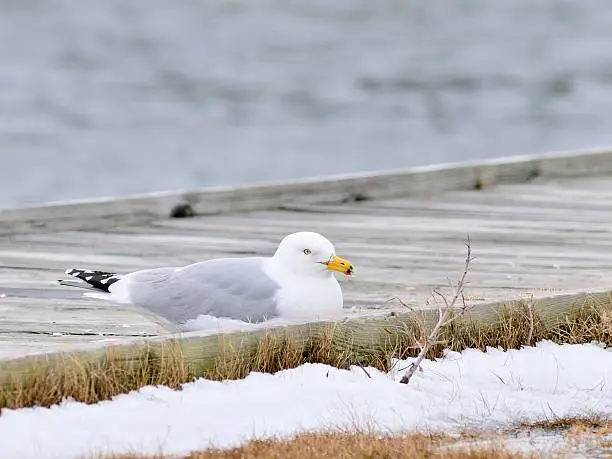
[60,231,354,324]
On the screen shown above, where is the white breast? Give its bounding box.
[275,276,343,320]
[262,259,344,320]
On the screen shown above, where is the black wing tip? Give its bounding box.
[64,268,122,292]
[65,268,97,276]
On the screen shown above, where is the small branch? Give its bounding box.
[355,362,371,379]
[386,296,413,311]
[400,236,473,385]
[432,289,449,309]
[525,294,535,346]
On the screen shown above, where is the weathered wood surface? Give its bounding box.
[1,145,612,235]
[1,150,612,363]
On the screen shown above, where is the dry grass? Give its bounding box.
[1,345,197,411]
[1,298,611,411]
[99,431,538,459]
[204,325,376,382]
[515,413,612,457]
[428,299,612,358]
[518,412,612,433]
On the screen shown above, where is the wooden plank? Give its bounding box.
[4,240,612,285]
[0,297,174,332]
[125,220,612,247]
[143,218,612,244]
[2,146,612,234]
[17,207,612,243]
[96,227,612,263]
[271,201,612,223]
[131,205,612,234]
[2,288,611,386]
[0,238,607,277]
[0,333,134,360]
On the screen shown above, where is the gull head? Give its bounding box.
[273,232,354,278]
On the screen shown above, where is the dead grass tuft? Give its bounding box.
[514,413,612,455]
[0,341,197,411]
[203,324,380,382]
[428,301,547,357]
[518,413,612,432]
[101,431,537,459]
[424,299,612,358]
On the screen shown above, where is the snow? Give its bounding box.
[182,312,362,332]
[182,314,286,332]
[1,341,612,459]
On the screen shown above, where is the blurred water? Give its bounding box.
[2,0,612,206]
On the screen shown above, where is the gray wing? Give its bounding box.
[120,257,281,324]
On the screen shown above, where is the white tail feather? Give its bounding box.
[57,279,95,290]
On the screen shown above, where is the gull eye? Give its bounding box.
[303,248,311,255]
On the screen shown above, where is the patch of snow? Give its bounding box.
[1,341,611,459]
[180,314,329,333]
[181,314,264,332]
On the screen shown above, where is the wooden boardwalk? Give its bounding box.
[2,148,612,361]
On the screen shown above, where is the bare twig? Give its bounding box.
[355,362,372,379]
[432,289,449,308]
[400,236,474,385]
[385,296,414,311]
[526,294,535,346]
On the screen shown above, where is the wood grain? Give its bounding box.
[1,148,612,367]
[2,146,612,234]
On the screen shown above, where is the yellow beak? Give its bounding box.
[323,255,354,276]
